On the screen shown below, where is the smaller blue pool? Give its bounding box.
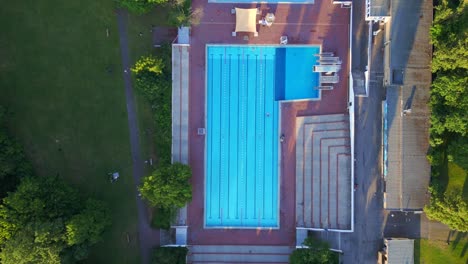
[276,46,321,100]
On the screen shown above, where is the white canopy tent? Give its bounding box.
[233,8,258,36]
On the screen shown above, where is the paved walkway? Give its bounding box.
[187,245,293,264]
[171,44,189,226]
[116,9,159,264]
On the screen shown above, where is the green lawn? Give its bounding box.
[0,1,145,263]
[127,6,173,62]
[447,162,468,199]
[127,6,174,173]
[415,237,468,264]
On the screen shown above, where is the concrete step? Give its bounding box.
[298,113,348,124]
[172,44,190,164]
[328,146,351,229]
[188,245,293,263]
[296,113,351,230]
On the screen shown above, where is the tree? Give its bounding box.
[447,136,468,171]
[0,225,63,264]
[430,71,468,137]
[132,49,173,166]
[140,163,192,209]
[0,176,111,263]
[152,246,188,264]
[131,55,164,76]
[290,237,339,264]
[65,199,111,246]
[132,55,170,103]
[116,0,167,14]
[151,206,176,230]
[168,0,203,27]
[424,186,468,232]
[430,0,468,72]
[0,106,32,198]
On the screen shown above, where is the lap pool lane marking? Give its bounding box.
[239,46,246,226]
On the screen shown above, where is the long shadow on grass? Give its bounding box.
[463,170,468,200]
[414,239,421,264]
[460,239,468,259]
[450,232,468,258]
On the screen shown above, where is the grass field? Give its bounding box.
[447,162,468,199]
[0,1,151,263]
[127,6,175,172]
[415,237,468,264]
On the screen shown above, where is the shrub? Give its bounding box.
[151,206,176,230]
[0,106,32,198]
[426,1,468,232]
[447,136,468,171]
[116,0,166,14]
[424,186,468,232]
[0,176,110,262]
[290,237,339,264]
[132,47,172,166]
[168,0,203,27]
[152,246,187,264]
[139,163,192,209]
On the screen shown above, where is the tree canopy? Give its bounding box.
[425,186,468,232]
[429,70,468,142]
[139,162,192,209]
[132,51,172,165]
[0,107,32,198]
[0,176,111,263]
[425,0,468,233]
[152,246,187,264]
[290,237,339,264]
[116,0,167,14]
[430,0,468,72]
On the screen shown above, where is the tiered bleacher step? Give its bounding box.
[296,114,352,231]
[170,44,189,245]
[187,245,294,264]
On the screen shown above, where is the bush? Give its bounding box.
[139,163,192,208]
[151,206,176,230]
[447,136,468,171]
[132,47,172,166]
[168,0,203,27]
[290,237,339,264]
[116,0,167,14]
[0,176,111,262]
[152,246,187,264]
[0,106,32,199]
[424,186,468,232]
[426,1,468,232]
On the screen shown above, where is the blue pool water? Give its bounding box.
[205,45,320,228]
[275,46,321,100]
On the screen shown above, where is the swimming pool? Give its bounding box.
[205,45,320,228]
[276,46,321,100]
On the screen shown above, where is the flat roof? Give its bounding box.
[367,0,390,18]
[385,86,430,210]
[384,238,414,264]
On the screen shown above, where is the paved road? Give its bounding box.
[338,1,451,263]
[338,0,387,263]
[116,9,159,264]
[351,0,369,72]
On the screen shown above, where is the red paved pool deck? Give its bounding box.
[187,0,350,246]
